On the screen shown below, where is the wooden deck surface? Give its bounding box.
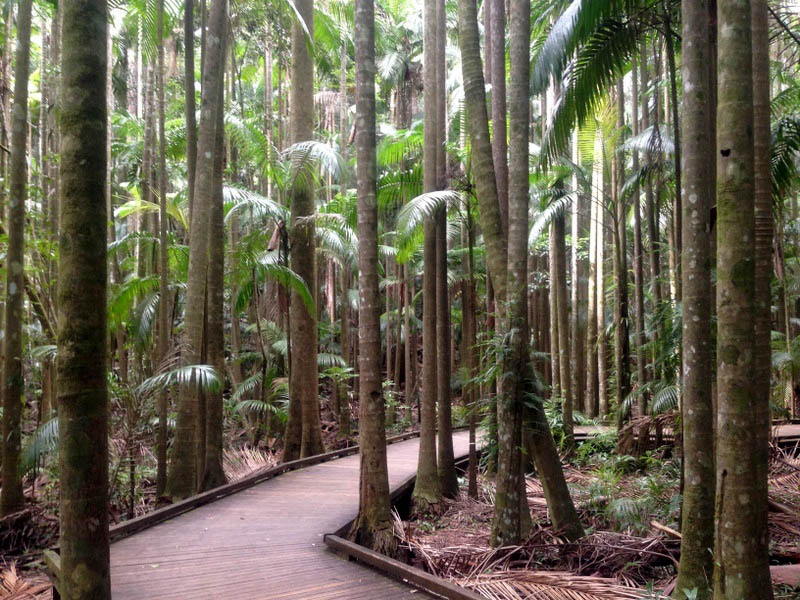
[110,431,472,599]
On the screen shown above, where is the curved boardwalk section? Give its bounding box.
[110,431,472,599]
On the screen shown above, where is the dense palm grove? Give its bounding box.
[0,0,799,598]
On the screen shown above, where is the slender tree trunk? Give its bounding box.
[713,0,772,593]
[585,131,600,418]
[437,209,458,496]
[413,0,441,509]
[673,0,714,595]
[185,0,197,221]
[285,0,323,460]
[613,80,631,426]
[490,0,507,236]
[155,0,170,500]
[632,58,647,418]
[0,0,32,517]
[201,71,227,491]
[549,227,561,399]
[555,216,570,415]
[570,130,584,428]
[349,0,394,551]
[57,0,111,592]
[168,0,227,499]
[596,175,608,417]
[404,263,413,422]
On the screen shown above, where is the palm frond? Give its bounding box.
[138,364,222,396]
[395,190,462,233]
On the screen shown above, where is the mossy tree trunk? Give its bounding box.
[168,0,227,500]
[284,0,323,461]
[57,0,111,593]
[712,0,772,594]
[631,58,647,418]
[0,0,32,517]
[349,0,394,551]
[673,0,714,596]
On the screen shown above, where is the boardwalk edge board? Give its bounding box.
[323,534,483,600]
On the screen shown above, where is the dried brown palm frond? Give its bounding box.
[222,446,278,481]
[462,570,668,600]
[0,565,50,600]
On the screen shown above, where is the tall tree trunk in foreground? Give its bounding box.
[168,0,227,499]
[155,0,170,499]
[490,0,507,235]
[0,0,32,517]
[491,0,531,545]
[413,0,441,509]
[200,72,227,490]
[674,0,714,596]
[713,0,771,594]
[350,0,393,550]
[436,0,458,499]
[58,0,111,593]
[285,0,323,460]
[570,130,584,431]
[585,132,600,417]
[459,0,582,544]
[751,0,773,584]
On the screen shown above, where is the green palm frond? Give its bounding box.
[20,417,59,476]
[138,364,222,396]
[541,19,641,164]
[224,185,288,224]
[772,116,800,201]
[529,191,578,244]
[30,344,58,361]
[395,190,462,233]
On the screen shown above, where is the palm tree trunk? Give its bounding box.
[349,0,394,551]
[0,0,32,517]
[555,215,572,439]
[585,131,600,418]
[673,0,714,595]
[613,79,631,427]
[200,72,227,491]
[596,172,608,417]
[185,0,197,220]
[712,0,771,593]
[632,58,647,419]
[549,226,561,399]
[286,0,323,460]
[490,0,507,235]
[57,0,111,592]
[168,0,227,499]
[413,0,441,509]
[156,0,170,498]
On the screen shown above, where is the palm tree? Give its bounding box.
[672,1,713,597]
[349,0,394,552]
[412,0,441,510]
[284,0,325,461]
[0,0,32,517]
[57,0,111,593]
[167,0,227,499]
[712,0,772,594]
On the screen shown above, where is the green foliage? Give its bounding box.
[20,417,59,477]
[138,364,222,397]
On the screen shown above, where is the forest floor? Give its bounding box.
[397,431,800,600]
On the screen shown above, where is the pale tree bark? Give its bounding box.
[0,0,32,517]
[413,0,441,509]
[168,0,227,499]
[673,0,714,595]
[585,130,601,418]
[555,215,571,421]
[713,0,772,593]
[549,226,561,399]
[596,163,608,417]
[349,0,394,551]
[285,0,323,460]
[57,0,111,592]
[570,130,585,429]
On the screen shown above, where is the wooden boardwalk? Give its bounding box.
[110,431,472,599]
